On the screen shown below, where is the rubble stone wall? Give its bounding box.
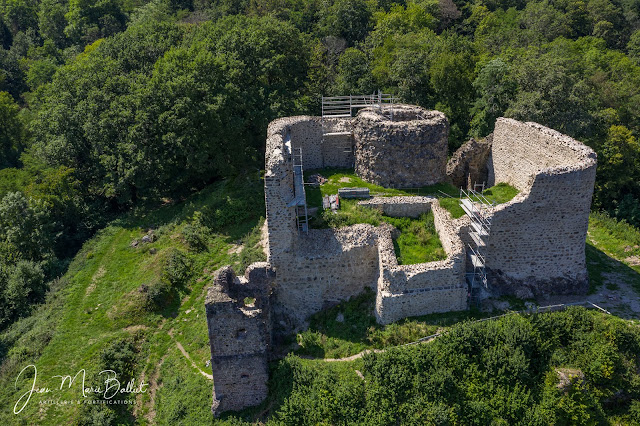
[375,202,467,324]
[484,118,597,297]
[206,265,274,416]
[353,105,449,188]
[446,135,492,188]
[358,196,433,218]
[271,224,380,328]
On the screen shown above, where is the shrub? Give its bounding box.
[162,248,191,287]
[142,280,173,311]
[181,223,207,252]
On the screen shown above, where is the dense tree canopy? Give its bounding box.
[1,0,640,329]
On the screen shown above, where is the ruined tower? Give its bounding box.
[205,263,274,416]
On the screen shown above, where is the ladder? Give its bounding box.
[460,184,495,307]
[286,147,309,234]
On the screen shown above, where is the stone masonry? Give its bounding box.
[205,263,274,416]
[354,105,448,188]
[483,118,597,297]
[205,108,597,415]
[446,135,492,189]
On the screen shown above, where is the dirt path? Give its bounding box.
[322,349,385,362]
[142,352,168,424]
[168,328,213,380]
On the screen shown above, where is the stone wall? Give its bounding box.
[353,105,448,188]
[484,118,597,297]
[269,116,355,171]
[271,224,380,329]
[206,264,274,416]
[358,196,433,218]
[375,201,467,324]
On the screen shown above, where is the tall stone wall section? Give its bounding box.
[353,105,448,188]
[271,225,380,329]
[375,201,467,324]
[206,263,274,416]
[484,118,597,297]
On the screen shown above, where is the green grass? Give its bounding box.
[482,182,521,204]
[439,182,521,219]
[305,168,459,206]
[305,168,519,220]
[585,211,640,294]
[294,288,482,359]
[386,213,446,264]
[0,176,266,425]
[312,204,445,265]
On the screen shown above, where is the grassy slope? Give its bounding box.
[0,177,265,425]
[586,211,640,294]
[1,168,639,424]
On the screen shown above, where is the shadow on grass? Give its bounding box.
[292,288,489,359]
[586,242,640,295]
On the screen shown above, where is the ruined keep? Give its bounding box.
[354,105,449,188]
[205,104,597,415]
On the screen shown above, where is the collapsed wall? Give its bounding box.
[353,105,449,188]
[484,118,597,297]
[446,135,492,189]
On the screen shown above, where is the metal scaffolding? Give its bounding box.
[460,183,495,307]
[321,91,395,161]
[284,130,308,234]
[321,91,395,120]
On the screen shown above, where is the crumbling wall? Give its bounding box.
[375,202,467,324]
[446,135,492,188]
[484,118,597,297]
[206,263,274,416]
[353,105,449,188]
[271,224,380,329]
[264,117,299,264]
[358,196,433,218]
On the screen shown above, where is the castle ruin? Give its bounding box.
[205,102,597,416]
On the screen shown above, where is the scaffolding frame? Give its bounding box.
[321,91,396,162]
[321,91,396,120]
[284,128,309,234]
[460,183,495,307]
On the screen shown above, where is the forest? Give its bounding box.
[0,0,640,373]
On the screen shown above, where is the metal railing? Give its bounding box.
[321,91,396,119]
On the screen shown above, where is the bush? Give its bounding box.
[0,260,45,328]
[142,280,173,312]
[181,223,207,252]
[162,248,191,287]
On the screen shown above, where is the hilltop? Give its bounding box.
[0,174,638,424]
